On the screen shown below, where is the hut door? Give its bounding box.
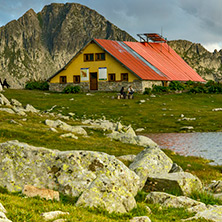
[90,72,98,90]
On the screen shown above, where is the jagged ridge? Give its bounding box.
[168,40,222,82]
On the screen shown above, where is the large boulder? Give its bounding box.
[0,141,140,213]
[144,172,203,196]
[129,147,173,189]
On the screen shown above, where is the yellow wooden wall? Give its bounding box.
[50,42,139,83]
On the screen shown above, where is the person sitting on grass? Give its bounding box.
[127,85,134,98]
[120,86,126,99]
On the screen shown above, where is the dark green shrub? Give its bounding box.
[189,84,207,93]
[143,87,152,95]
[206,81,222,93]
[25,81,49,90]
[63,85,81,94]
[169,81,185,91]
[152,85,170,93]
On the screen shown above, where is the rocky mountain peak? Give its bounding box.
[0,3,135,88]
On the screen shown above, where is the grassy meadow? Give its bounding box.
[0,89,222,221]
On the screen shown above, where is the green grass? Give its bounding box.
[1,89,222,221]
[3,89,222,133]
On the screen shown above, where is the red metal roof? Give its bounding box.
[94,39,205,82]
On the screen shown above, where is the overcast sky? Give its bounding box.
[0,0,222,52]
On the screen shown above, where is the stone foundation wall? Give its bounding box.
[49,80,163,93]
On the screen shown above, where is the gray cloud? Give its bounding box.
[0,0,222,51]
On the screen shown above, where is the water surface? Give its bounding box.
[145,132,222,165]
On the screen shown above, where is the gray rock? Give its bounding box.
[45,119,87,136]
[53,219,66,222]
[117,155,136,162]
[0,212,8,220]
[25,104,39,113]
[130,216,151,222]
[0,203,6,213]
[0,108,15,114]
[183,205,222,222]
[49,128,58,132]
[206,180,222,193]
[169,163,184,173]
[144,172,203,196]
[180,126,194,131]
[10,99,22,107]
[41,211,69,221]
[115,122,123,132]
[0,94,10,106]
[129,147,173,189]
[0,140,140,213]
[135,128,145,132]
[12,106,27,116]
[108,132,157,148]
[60,133,78,139]
[146,192,206,212]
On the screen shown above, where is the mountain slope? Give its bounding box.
[168,40,222,82]
[0,3,135,88]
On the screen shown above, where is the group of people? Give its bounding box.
[120,85,134,99]
[0,78,10,89]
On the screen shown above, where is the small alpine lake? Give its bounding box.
[145,132,222,165]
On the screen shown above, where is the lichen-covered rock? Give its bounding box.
[0,140,140,213]
[146,192,206,212]
[76,173,138,213]
[144,172,203,196]
[129,147,173,189]
[184,205,222,222]
[45,119,87,136]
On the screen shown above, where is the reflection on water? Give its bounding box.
[145,132,222,165]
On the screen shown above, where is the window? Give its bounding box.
[60,76,67,84]
[108,73,116,82]
[73,75,80,83]
[95,53,105,61]
[121,73,128,81]
[84,53,94,62]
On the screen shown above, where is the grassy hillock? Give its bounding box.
[0,89,222,221]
